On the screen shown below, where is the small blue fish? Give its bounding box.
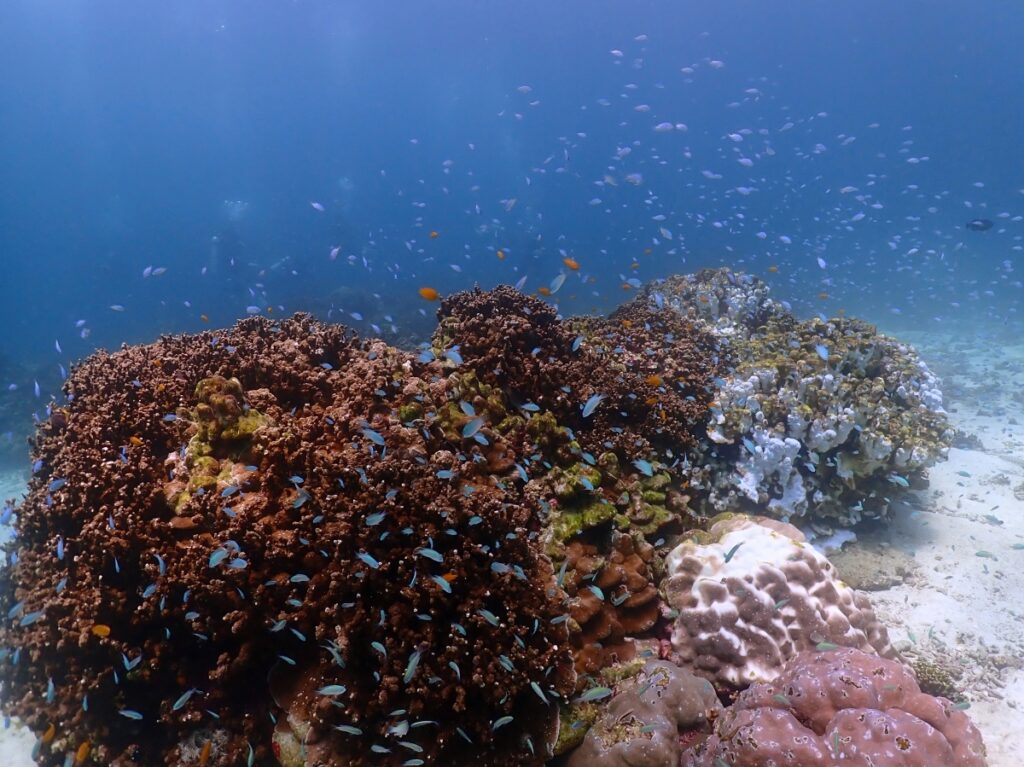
[118,709,144,720]
[492,715,514,731]
[576,686,613,703]
[462,418,484,438]
[632,459,654,477]
[581,394,604,418]
[317,684,348,696]
[172,688,197,711]
[444,346,464,365]
[815,344,830,361]
[48,478,66,492]
[208,548,229,568]
[220,485,238,498]
[362,428,385,445]
[418,548,443,563]
[430,574,452,593]
[357,551,381,569]
[366,512,386,526]
[404,650,421,684]
[162,413,177,422]
[334,724,362,735]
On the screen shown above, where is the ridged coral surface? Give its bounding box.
[661,515,896,689]
[683,647,987,767]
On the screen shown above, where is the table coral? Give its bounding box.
[661,515,896,689]
[682,647,987,767]
[0,312,581,767]
[567,659,721,767]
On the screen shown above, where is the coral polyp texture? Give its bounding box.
[0,312,595,766]
[682,647,988,767]
[566,659,722,767]
[634,268,953,530]
[661,515,896,689]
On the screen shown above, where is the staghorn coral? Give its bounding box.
[0,312,578,767]
[661,515,896,690]
[682,647,987,767]
[632,268,952,530]
[567,659,721,767]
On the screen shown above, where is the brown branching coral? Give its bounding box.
[0,313,576,767]
[682,647,987,767]
[436,285,722,458]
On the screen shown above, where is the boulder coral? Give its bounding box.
[661,515,896,689]
[682,647,987,767]
[567,659,722,767]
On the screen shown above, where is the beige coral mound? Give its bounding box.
[567,660,722,767]
[683,647,987,767]
[661,515,896,689]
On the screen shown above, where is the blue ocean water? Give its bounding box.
[1,0,1021,462]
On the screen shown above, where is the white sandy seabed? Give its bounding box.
[0,328,1022,766]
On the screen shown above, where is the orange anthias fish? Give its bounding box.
[563,257,580,271]
[645,374,662,387]
[418,287,440,301]
[429,230,440,239]
[496,249,505,260]
[767,265,779,273]
[537,286,552,296]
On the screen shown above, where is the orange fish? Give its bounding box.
[91,624,111,638]
[767,265,779,273]
[620,282,634,290]
[643,247,653,255]
[199,739,212,767]
[621,319,633,328]
[442,572,457,583]
[537,286,552,296]
[267,306,274,314]
[129,436,143,447]
[818,292,830,300]
[630,261,640,270]
[496,249,505,260]
[645,396,660,406]
[200,313,209,322]
[74,741,91,765]
[429,230,440,239]
[563,257,580,271]
[418,287,440,301]
[645,374,662,387]
[42,724,56,743]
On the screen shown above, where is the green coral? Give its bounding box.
[911,657,961,700]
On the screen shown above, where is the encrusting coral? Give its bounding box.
[661,514,897,689]
[682,647,987,767]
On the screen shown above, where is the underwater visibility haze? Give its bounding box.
[0,1,1022,766]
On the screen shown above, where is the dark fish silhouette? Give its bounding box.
[966,218,994,231]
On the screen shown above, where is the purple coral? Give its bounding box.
[683,647,987,767]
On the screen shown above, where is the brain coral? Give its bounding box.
[0,313,581,766]
[682,647,987,767]
[661,515,896,689]
[634,268,952,530]
[566,659,722,767]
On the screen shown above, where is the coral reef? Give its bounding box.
[661,515,896,689]
[682,647,988,767]
[566,659,721,767]
[634,268,953,530]
[435,285,722,458]
[0,313,581,766]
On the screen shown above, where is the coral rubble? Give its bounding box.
[661,514,896,689]
[682,647,987,767]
